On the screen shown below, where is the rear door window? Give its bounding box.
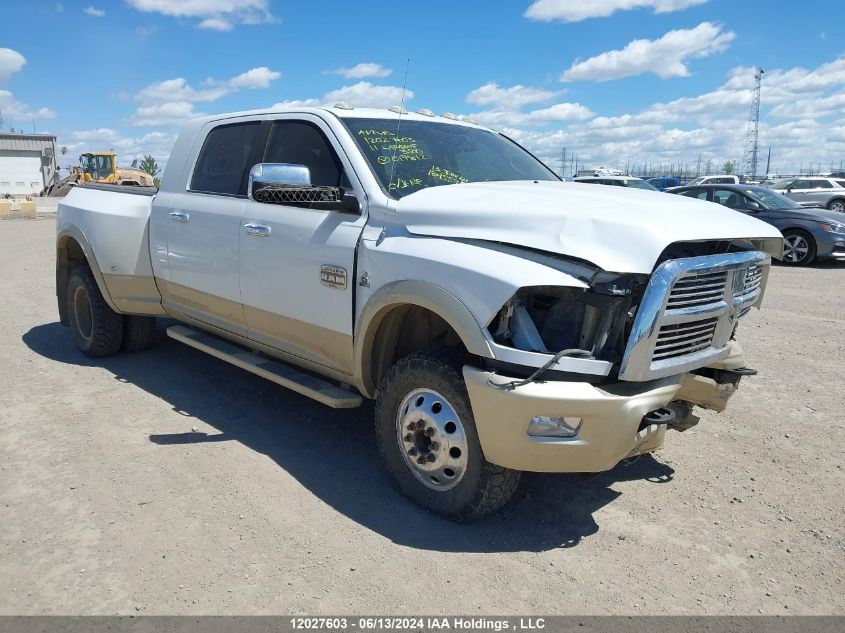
[191,121,261,196]
[679,188,709,201]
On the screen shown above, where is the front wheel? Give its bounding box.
[374,351,521,521]
[781,229,816,266]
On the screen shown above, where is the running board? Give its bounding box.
[166,325,362,409]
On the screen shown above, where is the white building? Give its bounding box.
[0,133,59,197]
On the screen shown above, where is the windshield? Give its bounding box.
[623,178,659,191]
[770,179,794,190]
[342,118,558,198]
[82,154,114,178]
[743,186,801,210]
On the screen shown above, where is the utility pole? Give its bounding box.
[741,67,764,180]
[764,147,771,177]
[560,147,567,178]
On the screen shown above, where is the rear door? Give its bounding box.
[163,120,262,335]
[803,179,834,207]
[238,115,367,374]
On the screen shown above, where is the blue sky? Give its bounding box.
[1,0,843,175]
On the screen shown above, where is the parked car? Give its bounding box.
[669,184,845,266]
[769,177,845,213]
[573,175,659,191]
[686,175,740,185]
[56,106,782,520]
[647,176,681,191]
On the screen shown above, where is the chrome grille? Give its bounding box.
[619,251,771,381]
[743,265,763,295]
[653,318,718,360]
[666,271,728,309]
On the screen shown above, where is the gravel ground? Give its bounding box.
[1,217,843,615]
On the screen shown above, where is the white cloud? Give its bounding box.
[198,18,233,31]
[562,22,734,82]
[132,67,281,126]
[525,0,708,22]
[269,81,415,110]
[0,90,55,120]
[134,102,203,127]
[466,82,562,109]
[83,6,105,16]
[0,48,26,82]
[328,63,392,79]
[467,102,594,127]
[323,82,413,108]
[135,78,228,105]
[462,55,845,176]
[228,66,281,89]
[127,0,276,30]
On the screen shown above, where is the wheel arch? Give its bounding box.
[354,281,493,398]
[56,227,119,325]
[826,196,845,209]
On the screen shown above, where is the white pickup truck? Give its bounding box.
[57,106,783,520]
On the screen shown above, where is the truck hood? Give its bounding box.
[395,180,783,274]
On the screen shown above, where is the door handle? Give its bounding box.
[169,211,190,223]
[244,223,271,237]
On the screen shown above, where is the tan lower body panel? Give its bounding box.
[101,274,167,316]
[157,278,353,374]
[242,304,354,375]
[157,278,246,335]
[463,367,681,473]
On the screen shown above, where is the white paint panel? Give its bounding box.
[0,155,42,195]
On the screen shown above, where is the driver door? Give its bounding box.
[238,116,367,374]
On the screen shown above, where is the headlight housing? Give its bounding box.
[488,273,648,365]
[819,221,845,234]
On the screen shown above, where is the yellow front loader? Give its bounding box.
[43,152,155,197]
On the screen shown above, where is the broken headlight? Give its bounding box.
[488,273,647,365]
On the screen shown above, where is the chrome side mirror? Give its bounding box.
[247,162,361,214]
[248,163,312,200]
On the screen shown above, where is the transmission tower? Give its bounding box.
[741,67,764,180]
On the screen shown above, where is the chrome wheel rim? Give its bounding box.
[395,388,468,491]
[831,200,845,213]
[72,286,94,343]
[783,235,809,263]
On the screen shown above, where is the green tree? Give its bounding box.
[139,154,161,180]
[723,160,735,174]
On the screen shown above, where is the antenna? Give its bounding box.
[388,58,411,189]
[741,67,764,180]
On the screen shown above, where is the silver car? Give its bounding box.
[771,177,845,213]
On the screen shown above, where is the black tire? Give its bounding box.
[374,351,521,521]
[827,198,845,214]
[122,315,157,352]
[66,266,124,357]
[781,229,816,266]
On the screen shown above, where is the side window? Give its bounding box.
[836,180,845,188]
[679,188,708,200]
[792,180,811,189]
[263,120,345,188]
[812,179,833,189]
[713,189,743,209]
[191,122,260,196]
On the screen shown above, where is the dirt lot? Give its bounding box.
[1,217,843,615]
